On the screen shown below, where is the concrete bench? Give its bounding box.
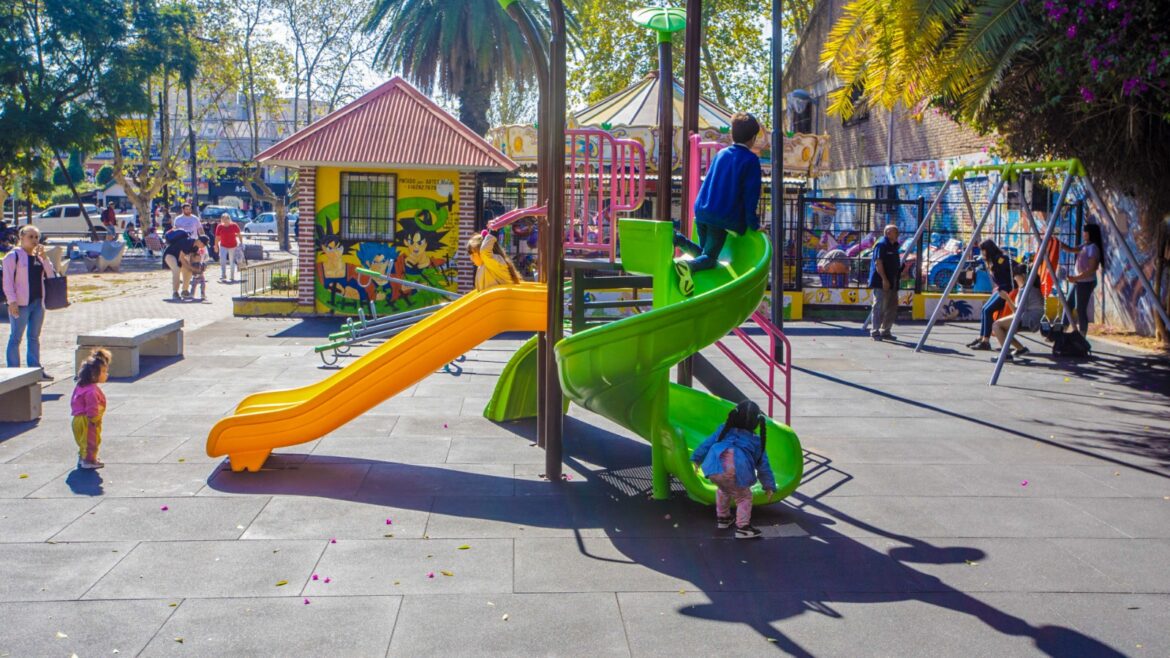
[77,318,184,378]
[0,368,42,422]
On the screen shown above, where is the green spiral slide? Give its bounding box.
[490,218,802,505]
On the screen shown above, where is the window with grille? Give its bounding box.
[340,173,397,241]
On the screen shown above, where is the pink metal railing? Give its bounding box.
[485,130,645,264]
[683,134,727,239]
[564,129,646,261]
[713,311,792,424]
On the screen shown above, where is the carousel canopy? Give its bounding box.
[571,70,731,132]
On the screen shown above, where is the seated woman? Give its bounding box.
[991,263,1045,360]
[968,239,1016,351]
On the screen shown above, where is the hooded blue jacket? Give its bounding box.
[693,144,762,234]
[691,425,777,491]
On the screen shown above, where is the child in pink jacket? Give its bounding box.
[72,349,111,469]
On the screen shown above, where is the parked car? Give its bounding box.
[29,204,102,235]
[244,211,298,236]
[200,206,249,227]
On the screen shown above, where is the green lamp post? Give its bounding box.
[632,6,686,224]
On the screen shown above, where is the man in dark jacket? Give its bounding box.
[869,224,901,340]
[673,112,763,296]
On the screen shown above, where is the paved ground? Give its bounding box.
[1,308,1168,656]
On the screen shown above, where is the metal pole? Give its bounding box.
[655,47,673,224]
[542,0,567,482]
[863,178,952,331]
[915,177,1006,351]
[677,0,702,386]
[770,0,784,351]
[1081,178,1170,332]
[187,76,198,207]
[989,173,1073,385]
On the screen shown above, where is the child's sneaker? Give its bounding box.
[79,459,104,470]
[734,524,762,539]
[716,516,734,529]
[673,260,695,297]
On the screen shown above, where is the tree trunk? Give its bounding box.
[700,42,728,108]
[55,153,100,241]
[458,70,495,137]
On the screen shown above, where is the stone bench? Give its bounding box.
[0,368,42,422]
[76,318,184,378]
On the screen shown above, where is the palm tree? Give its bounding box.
[819,0,1035,123]
[364,0,547,135]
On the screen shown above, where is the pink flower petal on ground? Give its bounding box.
[443,423,448,429]
[565,474,573,480]
[324,577,331,584]
[160,505,169,511]
[303,598,310,605]
[427,572,435,579]
[1021,480,1029,486]
[330,538,336,544]
[385,519,393,525]
[312,574,319,580]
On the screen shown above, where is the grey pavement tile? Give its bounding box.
[0,599,176,656]
[0,463,70,497]
[1047,593,1170,655]
[11,433,190,464]
[459,396,492,416]
[52,496,268,542]
[371,395,464,416]
[0,498,100,541]
[356,463,515,498]
[512,463,607,497]
[391,414,519,439]
[424,496,597,539]
[84,539,324,599]
[304,538,513,595]
[787,497,952,539]
[203,462,371,498]
[514,537,716,593]
[799,436,989,465]
[794,463,967,498]
[308,434,451,464]
[241,495,431,540]
[940,464,1132,497]
[915,496,1128,538]
[388,593,629,657]
[0,541,135,601]
[130,415,237,437]
[315,416,399,437]
[28,463,214,498]
[140,596,400,657]
[446,435,549,464]
[1049,538,1170,593]
[904,538,1132,593]
[1073,465,1170,497]
[1068,498,1170,538]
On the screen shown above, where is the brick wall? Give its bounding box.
[782,0,995,186]
[456,171,477,294]
[296,166,316,308]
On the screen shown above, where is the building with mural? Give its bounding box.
[783,0,1168,333]
[250,77,517,317]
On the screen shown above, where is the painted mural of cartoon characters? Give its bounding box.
[392,216,452,306]
[316,222,368,306]
[355,241,411,308]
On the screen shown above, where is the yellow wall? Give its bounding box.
[313,166,462,316]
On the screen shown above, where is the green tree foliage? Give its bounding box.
[96,165,115,187]
[567,0,772,119]
[822,0,1170,336]
[364,0,550,135]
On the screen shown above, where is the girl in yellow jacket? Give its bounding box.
[467,231,521,291]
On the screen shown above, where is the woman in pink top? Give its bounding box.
[3,225,56,377]
[72,349,111,469]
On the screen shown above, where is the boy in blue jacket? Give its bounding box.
[674,112,764,296]
[692,400,776,539]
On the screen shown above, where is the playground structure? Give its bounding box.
[910,160,1170,385]
[206,1,801,506]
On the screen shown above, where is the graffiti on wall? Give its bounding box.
[1094,191,1167,335]
[315,173,461,315]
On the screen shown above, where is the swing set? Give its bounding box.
[890,159,1169,385]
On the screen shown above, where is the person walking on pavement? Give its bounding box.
[2,225,56,379]
[869,224,901,341]
[100,201,118,236]
[214,214,242,282]
[173,203,204,238]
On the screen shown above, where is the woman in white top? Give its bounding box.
[1057,223,1104,335]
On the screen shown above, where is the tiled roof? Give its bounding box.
[255,77,518,172]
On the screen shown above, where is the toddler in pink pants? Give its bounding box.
[692,400,776,539]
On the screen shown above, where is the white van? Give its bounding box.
[30,204,102,235]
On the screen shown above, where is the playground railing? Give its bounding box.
[239,257,297,297]
[713,310,792,425]
[683,134,727,239]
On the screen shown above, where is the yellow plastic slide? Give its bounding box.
[206,285,547,471]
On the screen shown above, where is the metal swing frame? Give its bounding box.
[907,159,1170,385]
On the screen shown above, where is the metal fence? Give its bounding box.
[239,257,297,297]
